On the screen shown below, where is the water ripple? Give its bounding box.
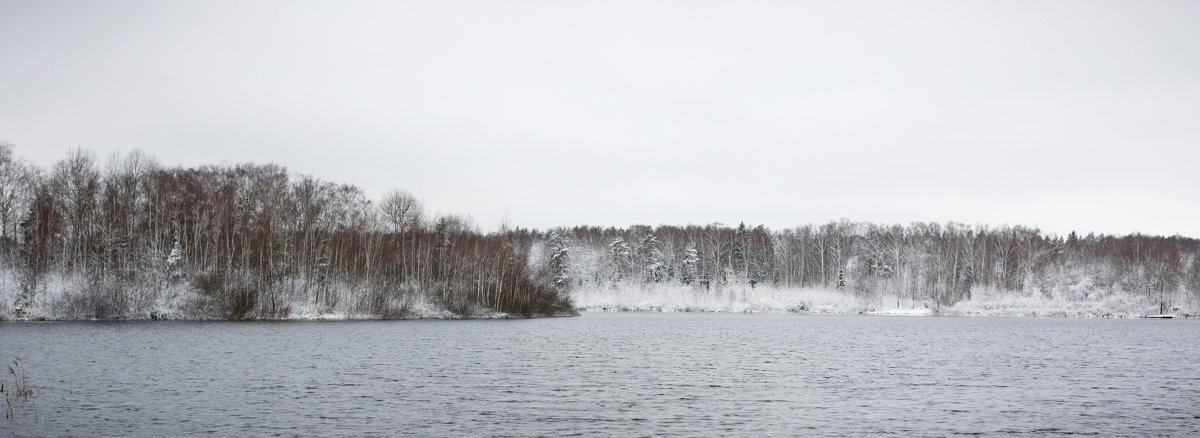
[1,314,1199,436]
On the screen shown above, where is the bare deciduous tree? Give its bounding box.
[379,190,424,233]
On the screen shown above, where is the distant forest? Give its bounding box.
[1,144,1197,319]
[548,222,1199,313]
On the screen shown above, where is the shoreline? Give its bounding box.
[0,311,580,322]
[574,307,1192,319]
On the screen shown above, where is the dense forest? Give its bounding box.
[0,144,573,320]
[1,144,1197,319]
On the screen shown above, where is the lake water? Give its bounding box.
[2,313,1198,437]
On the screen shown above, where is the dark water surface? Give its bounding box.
[2,313,1198,437]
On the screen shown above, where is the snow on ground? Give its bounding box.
[866,308,933,316]
[946,287,1172,318]
[2,267,1191,320]
[571,282,1195,318]
[284,294,511,320]
[572,282,871,314]
[0,269,513,321]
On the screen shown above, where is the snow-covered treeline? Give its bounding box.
[0,145,573,320]
[537,222,1200,316]
[2,144,1195,320]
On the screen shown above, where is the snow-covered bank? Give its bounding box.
[0,272,573,321]
[571,283,1196,318]
[572,283,865,314]
[865,307,933,316]
[939,287,1183,318]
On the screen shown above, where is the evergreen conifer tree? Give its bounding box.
[681,243,699,285]
[637,233,664,282]
[608,238,631,281]
[548,229,570,288]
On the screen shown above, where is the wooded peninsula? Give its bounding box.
[1,145,1196,320]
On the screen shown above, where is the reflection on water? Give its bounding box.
[2,313,1198,437]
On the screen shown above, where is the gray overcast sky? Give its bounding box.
[2,0,1198,237]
